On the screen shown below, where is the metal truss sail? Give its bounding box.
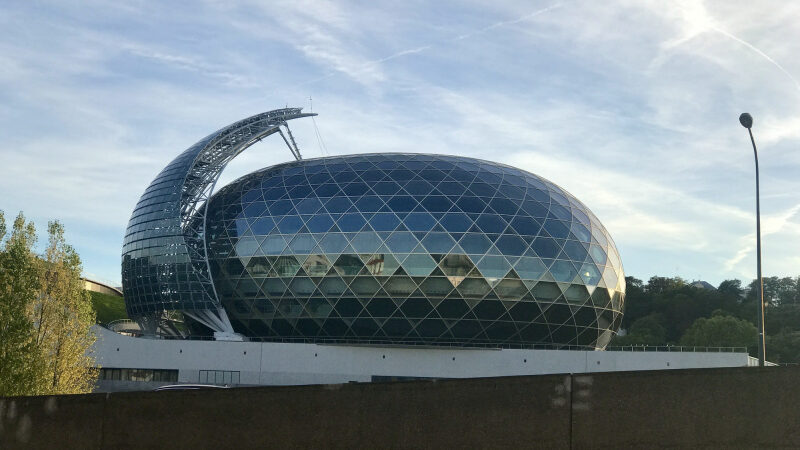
[121,108,316,340]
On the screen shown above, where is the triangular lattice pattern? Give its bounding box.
[205,154,626,349]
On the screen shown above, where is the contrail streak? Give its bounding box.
[710,25,800,92]
[287,3,562,90]
[291,45,432,89]
[452,3,562,42]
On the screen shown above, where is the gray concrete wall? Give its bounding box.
[3,367,800,449]
[93,325,751,388]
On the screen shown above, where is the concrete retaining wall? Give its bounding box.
[3,366,799,449]
[93,325,750,390]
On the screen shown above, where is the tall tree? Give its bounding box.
[645,276,685,294]
[718,279,744,299]
[747,276,797,306]
[679,312,757,351]
[612,313,667,346]
[32,221,98,394]
[0,212,44,396]
[0,213,98,396]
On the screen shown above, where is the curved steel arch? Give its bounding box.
[121,108,316,339]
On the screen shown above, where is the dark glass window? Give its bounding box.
[476,215,507,233]
[440,213,472,232]
[550,260,578,283]
[387,195,417,212]
[476,255,511,280]
[372,181,402,195]
[456,197,486,214]
[250,217,275,235]
[355,196,383,212]
[473,300,504,320]
[543,219,570,239]
[319,233,348,253]
[385,232,419,253]
[400,298,433,318]
[314,183,340,197]
[515,257,547,280]
[404,212,436,231]
[338,213,366,232]
[495,235,527,256]
[563,240,589,262]
[277,216,304,234]
[404,180,435,195]
[295,198,322,215]
[459,233,492,254]
[469,182,496,197]
[532,237,560,259]
[261,235,287,255]
[421,233,456,253]
[420,196,451,213]
[488,197,518,215]
[289,234,315,254]
[402,254,436,277]
[369,213,401,231]
[510,216,541,236]
[324,197,352,213]
[350,232,382,253]
[342,181,369,196]
[306,214,334,233]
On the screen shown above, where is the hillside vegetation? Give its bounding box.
[612,275,800,363]
[89,290,128,324]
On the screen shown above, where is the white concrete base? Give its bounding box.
[91,325,752,391]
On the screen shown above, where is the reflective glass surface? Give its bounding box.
[205,154,626,348]
[121,109,312,324]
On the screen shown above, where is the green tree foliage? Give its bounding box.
[611,274,800,362]
[617,276,743,344]
[618,276,647,328]
[613,313,667,346]
[0,212,43,396]
[679,312,757,351]
[717,279,744,298]
[0,212,97,396]
[645,276,686,294]
[33,221,98,393]
[746,276,800,306]
[766,331,800,364]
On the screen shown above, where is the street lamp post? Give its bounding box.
[739,112,766,367]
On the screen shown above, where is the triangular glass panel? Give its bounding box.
[500,300,517,311]
[430,266,446,277]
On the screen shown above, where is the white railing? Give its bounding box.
[606,345,748,353]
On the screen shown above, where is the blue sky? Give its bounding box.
[1,0,798,287]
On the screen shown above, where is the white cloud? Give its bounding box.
[1,0,799,286]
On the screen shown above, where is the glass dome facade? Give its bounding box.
[204,153,625,349]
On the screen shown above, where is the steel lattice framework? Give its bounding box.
[121,108,315,338]
[202,154,626,348]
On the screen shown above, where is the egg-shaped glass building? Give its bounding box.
[121,109,624,349]
[204,154,624,348]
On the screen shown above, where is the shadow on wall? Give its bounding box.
[2,366,800,448]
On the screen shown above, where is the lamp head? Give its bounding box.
[739,113,753,129]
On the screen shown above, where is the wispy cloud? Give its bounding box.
[652,0,800,94]
[1,0,799,286]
